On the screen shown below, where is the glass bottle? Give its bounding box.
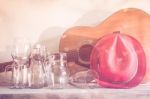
[29,44,46,88]
[47,53,69,89]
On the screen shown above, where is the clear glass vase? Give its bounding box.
[47,53,69,89]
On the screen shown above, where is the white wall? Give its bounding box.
[0,0,150,62]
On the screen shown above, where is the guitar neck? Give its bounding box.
[0,61,13,72]
[64,45,92,68]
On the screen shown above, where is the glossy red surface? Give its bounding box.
[90,32,146,88]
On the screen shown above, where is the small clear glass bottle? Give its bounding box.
[47,53,69,89]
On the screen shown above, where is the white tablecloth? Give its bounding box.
[0,84,150,99]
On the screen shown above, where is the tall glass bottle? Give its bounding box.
[29,44,46,89]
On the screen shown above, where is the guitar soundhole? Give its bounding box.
[65,44,93,68]
[79,44,93,63]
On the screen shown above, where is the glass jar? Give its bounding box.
[47,53,69,89]
[28,44,46,89]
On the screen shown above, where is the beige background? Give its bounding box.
[0,0,150,62]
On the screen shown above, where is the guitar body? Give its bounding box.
[59,8,150,83]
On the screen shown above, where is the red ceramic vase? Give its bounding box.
[90,31,146,88]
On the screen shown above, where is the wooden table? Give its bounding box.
[0,62,150,99]
[0,84,150,99]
